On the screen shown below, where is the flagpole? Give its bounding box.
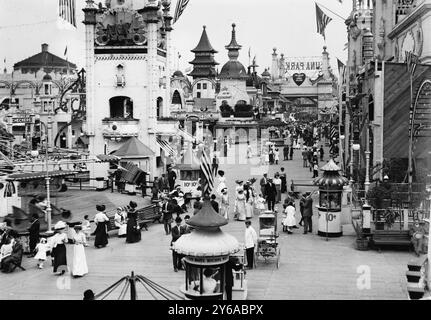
[408,65,413,211]
[315,2,346,20]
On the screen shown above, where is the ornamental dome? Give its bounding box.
[42,73,52,81]
[173,228,240,257]
[313,159,349,187]
[219,61,248,80]
[172,70,184,78]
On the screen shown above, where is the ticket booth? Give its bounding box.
[173,200,243,300]
[313,159,349,237]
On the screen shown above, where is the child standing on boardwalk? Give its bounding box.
[34,238,48,269]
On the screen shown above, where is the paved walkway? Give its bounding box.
[0,143,412,299]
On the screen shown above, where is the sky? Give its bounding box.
[0,0,352,76]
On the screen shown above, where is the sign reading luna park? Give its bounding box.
[284,57,322,75]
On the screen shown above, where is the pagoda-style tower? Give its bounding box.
[188,26,219,79]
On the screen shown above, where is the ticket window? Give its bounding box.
[185,265,224,296]
[319,191,341,210]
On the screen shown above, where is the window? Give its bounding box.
[197,83,201,90]
[157,97,163,117]
[203,83,207,90]
[172,90,182,105]
[109,96,133,118]
[44,84,51,95]
[197,92,201,98]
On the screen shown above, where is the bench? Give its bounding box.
[370,230,412,251]
[290,180,318,193]
[136,205,162,231]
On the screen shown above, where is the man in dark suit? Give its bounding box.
[265,179,277,211]
[283,145,289,160]
[210,194,219,213]
[302,192,314,234]
[225,256,243,300]
[161,198,173,235]
[28,213,40,255]
[171,217,185,272]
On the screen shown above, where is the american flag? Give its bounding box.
[173,0,190,24]
[315,3,332,40]
[199,149,214,195]
[58,0,77,27]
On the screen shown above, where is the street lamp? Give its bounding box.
[34,114,54,233]
[339,135,345,173]
[350,142,360,186]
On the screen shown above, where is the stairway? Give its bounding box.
[406,256,427,300]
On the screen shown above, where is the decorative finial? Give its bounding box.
[273,47,277,53]
[232,23,236,29]
[323,46,327,52]
[203,25,206,29]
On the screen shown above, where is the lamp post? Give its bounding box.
[35,114,54,233]
[339,135,345,174]
[351,143,360,187]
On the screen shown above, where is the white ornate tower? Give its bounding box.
[82,0,172,180]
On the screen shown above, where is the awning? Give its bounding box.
[112,137,155,158]
[96,154,120,162]
[6,170,77,181]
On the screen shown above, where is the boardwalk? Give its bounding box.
[0,143,411,300]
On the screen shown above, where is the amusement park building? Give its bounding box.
[342,0,431,182]
[0,43,82,153]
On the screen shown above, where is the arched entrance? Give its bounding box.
[109,96,133,118]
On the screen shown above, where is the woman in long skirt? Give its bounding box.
[282,202,297,234]
[219,188,230,220]
[235,190,247,221]
[216,170,227,197]
[244,186,254,219]
[126,201,141,243]
[52,221,68,275]
[72,226,88,277]
[94,204,109,248]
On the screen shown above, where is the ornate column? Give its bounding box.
[82,0,97,139]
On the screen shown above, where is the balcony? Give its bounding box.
[101,117,139,139]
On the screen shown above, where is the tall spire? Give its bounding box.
[225,23,242,61]
[188,25,219,79]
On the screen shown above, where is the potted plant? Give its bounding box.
[352,219,369,251]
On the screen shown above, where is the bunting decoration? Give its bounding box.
[173,0,190,24]
[315,3,332,40]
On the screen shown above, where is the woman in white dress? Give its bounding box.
[282,202,297,234]
[72,225,88,277]
[34,238,48,269]
[244,184,254,219]
[219,188,230,220]
[255,194,266,214]
[235,190,247,221]
[114,207,127,237]
[216,170,227,197]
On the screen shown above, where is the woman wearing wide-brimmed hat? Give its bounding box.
[51,221,68,275]
[94,204,109,248]
[72,225,88,277]
[126,201,141,244]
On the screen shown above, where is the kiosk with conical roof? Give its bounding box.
[313,159,349,237]
[173,197,241,300]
